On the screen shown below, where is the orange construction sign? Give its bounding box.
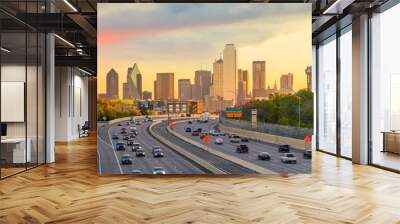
[203,135,209,143]
[304,135,311,143]
[169,122,175,129]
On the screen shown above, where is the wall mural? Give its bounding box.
[97,3,313,175]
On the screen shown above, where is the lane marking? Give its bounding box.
[107,124,124,174]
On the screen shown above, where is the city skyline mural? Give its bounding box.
[98,3,311,99]
[97,3,313,175]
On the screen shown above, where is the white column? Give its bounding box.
[46,32,55,163]
[352,14,369,164]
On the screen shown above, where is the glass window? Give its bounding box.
[339,27,352,158]
[318,36,337,154]
[371,3,400,171]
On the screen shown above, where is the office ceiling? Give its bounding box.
[0,0,390,76]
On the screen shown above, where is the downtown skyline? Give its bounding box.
[98,3,311,97]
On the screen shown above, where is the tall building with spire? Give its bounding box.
[305,66,312,91]
[123,63,142,100]
[222,44,237,103]
[106,68,119,99]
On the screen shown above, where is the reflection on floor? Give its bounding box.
[0,136,400,223]
[373,150,400,171]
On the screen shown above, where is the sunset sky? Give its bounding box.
[97,3,311,98]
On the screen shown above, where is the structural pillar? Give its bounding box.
[352,14,369,164]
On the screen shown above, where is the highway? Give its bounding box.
[173,119,311,174]
[152,121,257,174]
[97,118,206,175]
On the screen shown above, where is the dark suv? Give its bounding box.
[236,145,249,153]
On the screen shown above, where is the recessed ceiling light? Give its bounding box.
[1,47,11,53]
[54,34,75,48]
[63,0,78,12]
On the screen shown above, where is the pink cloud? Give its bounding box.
[98,26,180,45]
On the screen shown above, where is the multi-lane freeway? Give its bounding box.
[173,119,311,174]
[97,116,311,175]
[97,118,205,175]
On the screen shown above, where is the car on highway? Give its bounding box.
[210,130,219,136]
[185,127,192,132]
[121,130,127,135]
[132,143,142,151]
[192,130,200,136]
[258,152,271,160]
[136,121,142,125]
[281,153,297,164]
[123,135,130,141]
[278,144,290,153]
[147,117,153,122]
[236,144,249,153]
[115,142,127,151]
[152,146,164,158]
[129,126,137,131]
[127,140,134,146]
[241,137,249,142]
[230,135,241,143]
[219,131,226,136]
[136,149,146,157]
[303,150,312,159]
[121,154,133,165]
[131,169,143,174]
[129,134,136,139]
[187,121,193,124]
[197,127,202,132]
[152,167,166,175]
[118,123,122,126]
[214,137,224,145]
[111,135,119,140]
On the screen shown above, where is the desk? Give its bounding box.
[382,131,400,154]
[1,138,31,164]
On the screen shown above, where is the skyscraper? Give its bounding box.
[237,69,248,104]
[194,70,212,101]
[123,63,142,100]
[178,79,192,101]
[223,44,237,102]
[154,80,157,100]
[212,58,223,98]
[305,66,312,91]
[106,68,119,99]
[252,61,266,98]
[156,73,174,101]
[280,73,294,94]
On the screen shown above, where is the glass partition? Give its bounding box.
[339,27,352,158]
[0,2,46,179]
[317,35,337,154]
[371,3,400,171]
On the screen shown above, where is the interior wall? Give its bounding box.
[55,67,89,141]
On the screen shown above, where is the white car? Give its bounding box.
[210,130,219,136]
[230,135,241,143]
[130,126,137,131]
[214,137,224,144]
[281,153,297,164]
[152,167,166,175]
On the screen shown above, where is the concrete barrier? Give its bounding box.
[168,120,276,174]
[148,120,225,175]
[218,123,311,150]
